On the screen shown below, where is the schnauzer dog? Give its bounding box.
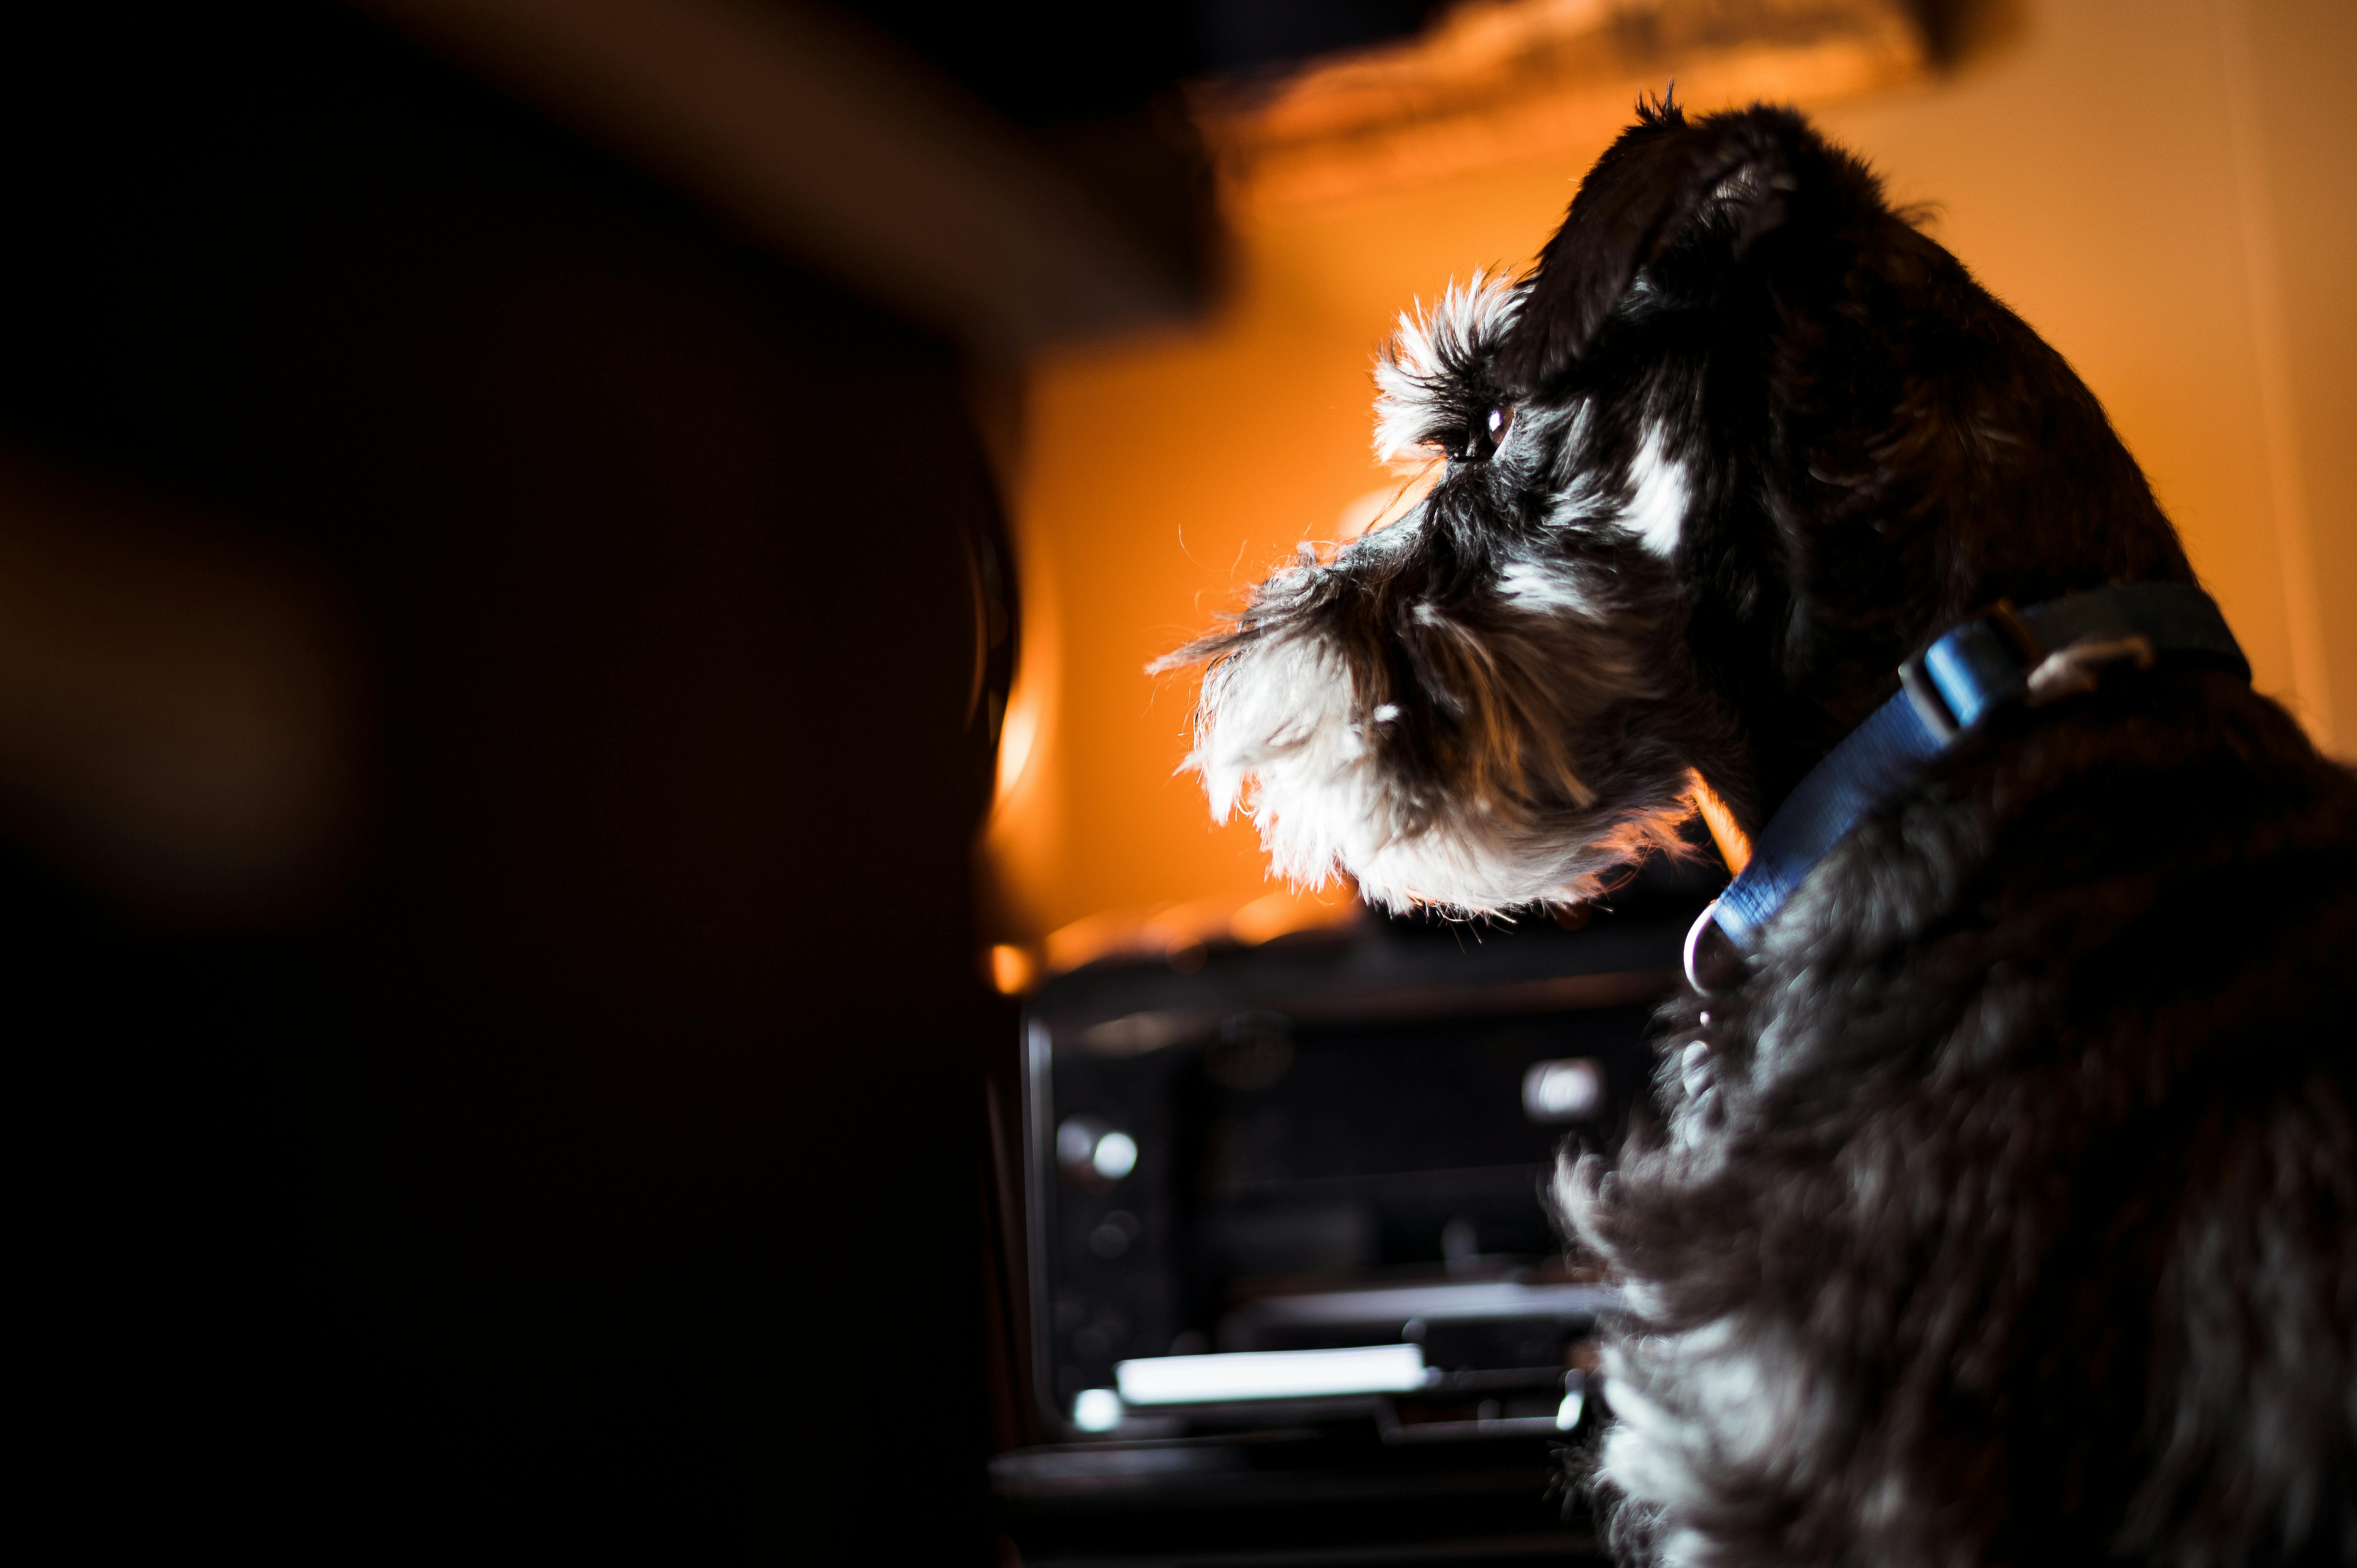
[1166,101,2353,1566]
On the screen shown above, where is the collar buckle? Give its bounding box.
[1896,597,2046,742]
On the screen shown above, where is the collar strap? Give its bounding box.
[1684,583,2248,991]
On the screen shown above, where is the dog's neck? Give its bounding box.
[1685,583,2250,991]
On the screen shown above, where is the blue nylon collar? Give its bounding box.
[1685,583,2249,989]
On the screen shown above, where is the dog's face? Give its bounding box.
[1172,263,1714,914]
[1168,101,2186,914]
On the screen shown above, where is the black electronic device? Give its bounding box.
[994,855,1721,1565]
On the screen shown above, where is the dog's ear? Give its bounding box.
[1495,101,1824,393]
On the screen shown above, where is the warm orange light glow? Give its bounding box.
[1197,0,1926,215]
[1042,885,1360,975]
[1336,464,1441,540]
[1690,772,1754,878]
[1229,885,1360,946]
[988,942,1039,995]
[981,477,1065,939]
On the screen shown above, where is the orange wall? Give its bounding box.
[987,0,2357,945]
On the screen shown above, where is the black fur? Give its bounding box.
[1171,98,2357,1565]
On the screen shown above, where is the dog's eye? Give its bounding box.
[1454,406,1513,463]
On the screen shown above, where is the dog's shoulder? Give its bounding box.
[1610,670,2357,1566]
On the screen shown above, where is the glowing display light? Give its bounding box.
[1091,1130,1137,1180]
[1071,1388,1122,1432]
[1522,1058,1603,1122]
[1116,1343,1429,1406]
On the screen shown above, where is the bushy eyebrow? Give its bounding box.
[1373,270,1520,464]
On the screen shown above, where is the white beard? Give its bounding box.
[1182,556,1693,915]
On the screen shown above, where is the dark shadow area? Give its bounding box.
[3,2,1016,1543]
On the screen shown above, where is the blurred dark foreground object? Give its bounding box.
[0,0,1490,1549]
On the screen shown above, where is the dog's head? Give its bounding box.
[1165,99,2189,915]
